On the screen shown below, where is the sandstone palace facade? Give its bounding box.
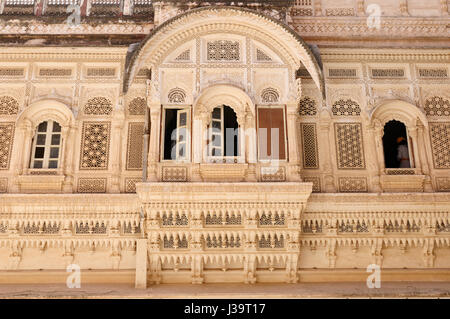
[0,0,449,287]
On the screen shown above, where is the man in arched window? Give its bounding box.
[396,137,410,168]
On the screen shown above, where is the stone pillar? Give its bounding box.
[135,238,148,288]
[318,109,336,192]
[244,108,257,182]
[11,121,31,192]
[147,104,161,182]
[286,103,301,182]
[21,121,34,175]
[110,109,125,193]
[416,121,433,192]
[62,125,77,193]
[364,117,382,192]
[373,120,386,176]
[407,125,422,174]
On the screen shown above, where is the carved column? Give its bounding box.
[110,109,125,193]
[416,121,433,192]
[373,120,386,177]
[318,110,336,192]
[407,125,422,174]
[244,107,257,182]
[147,104,161,182]
[365,120,382,192]
[286,103,301,182]
[20,121,34,175]
[62,125,77,193]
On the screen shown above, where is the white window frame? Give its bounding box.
[29,120,62,169]
[160,105,191,163]
[207,105,243,163]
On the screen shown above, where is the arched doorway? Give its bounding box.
[383,120,412,168]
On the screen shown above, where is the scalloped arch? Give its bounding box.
[123,6,324,96]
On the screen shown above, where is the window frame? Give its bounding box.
[29,120,63,170]
[256,105,288,163]
[160,105,192,163]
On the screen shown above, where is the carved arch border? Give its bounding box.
[370,99,428,128]
[17,99,75,130]
[123,6,324,96]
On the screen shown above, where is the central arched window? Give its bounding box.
[382,120,413,169]
[209,105,239,159]
[30,120,62,169]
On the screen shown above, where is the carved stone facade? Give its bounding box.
[0,1,449,288]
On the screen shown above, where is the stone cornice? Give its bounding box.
[136,182,313,203]
[306,193,450,213]
[320,48,450,62]
[292,17,449,38]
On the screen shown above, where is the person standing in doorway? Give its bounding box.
[396,137,410,168]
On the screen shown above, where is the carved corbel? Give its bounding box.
[191,255,204,284]
[244,255,257,284]
[9,240,22,270]
[110,240,121,270]
[326,239,337,268]
[285,254,299,283]
[149,254,161,284]
[423,239,435,268]
[370,239,383,266]
[63,240,74,266]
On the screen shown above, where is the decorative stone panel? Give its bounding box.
[261,167,286,182]
[125,178,141,193]
[256,49,272,62]
[261,88,279,103]
[303,176,321,193]
[162,167,188,182]
[84,97,113,116]
[86,68,116,77]
[298,96,317,116]
[0,96,19,115]
[0,123,14,170]
[168,88,186,104]
[301,123,319,169]
[126,122,144,170]
[325,8,355,16]
[77,178,107,193]
[0,68,24,77]
[175,50,191,61]
[436,178,450,192]
[207,40,240,61]
[0,178,7,193]
[338,177,368,193]
[128,97,146,115]
[38,68,72,77]
[430,123,450,169]
[424,97,450,117]
[328,68,357,78]
[80,122,111,170]
[332,99,361,116]
[335,123,365,169]
[370,68,405,78]
[418,68,448,78]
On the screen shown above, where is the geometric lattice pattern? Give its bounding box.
[430,122,450,169]
[299,96,317,116]
[303,176,321,193]
[80,122,111,170]
[77,178,107,193]
[424,96,450,117]
[301,123,318,169]
[162,167,188,182]
[0,123,14,170]
[256,49,272,62]
[338,177,368,193]
[128,97,146,115]
[260,167,286,182]
[175,49,191,61]
[207,40,240,61]
[335,123,365,169]
[0,96,19,115]
[126,122,144,170]
[0,178,7,193]
[436,178,450,192]
[84,97,113,115]
[332,99,361,116]
[125,178,141,193]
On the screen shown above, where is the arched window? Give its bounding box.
[382,120,413,169]
[30,120,62,169]
[209,105,239,159]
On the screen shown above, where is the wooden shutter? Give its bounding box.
[258,108,286,160]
